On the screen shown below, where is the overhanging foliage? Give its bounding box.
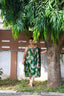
[0,0,64,44]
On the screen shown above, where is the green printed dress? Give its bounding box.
[24,46,41,78]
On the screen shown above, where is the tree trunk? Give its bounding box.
[46,39,62,88]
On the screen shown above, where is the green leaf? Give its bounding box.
[44,26,47,40]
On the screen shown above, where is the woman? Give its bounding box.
[22,37,47,88]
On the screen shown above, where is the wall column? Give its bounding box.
[10,51,17,80]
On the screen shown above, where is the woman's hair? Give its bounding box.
[29,37,33,40]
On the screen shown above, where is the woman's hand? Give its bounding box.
[22,47,28,65]
[40,50,47,54]
[22,59,25,65]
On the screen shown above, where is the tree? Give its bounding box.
[0,0,64,88]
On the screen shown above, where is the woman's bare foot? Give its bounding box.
[28,83,33,88]
[30,84,33,88]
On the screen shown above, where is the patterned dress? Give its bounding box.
[24,46,41,78]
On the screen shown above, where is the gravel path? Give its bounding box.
[0,91,64,96]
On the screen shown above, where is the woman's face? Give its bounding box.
[29,39,33,45]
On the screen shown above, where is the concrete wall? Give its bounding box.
[0,51,11,80]
[17,51,64,81]
[0,51,64,81]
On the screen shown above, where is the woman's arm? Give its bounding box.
[39,45,47,54]
[22,47,28,64]
[35,43,47,54]
[40,50,47,54]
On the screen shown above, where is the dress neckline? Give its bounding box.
[28,46,38,49]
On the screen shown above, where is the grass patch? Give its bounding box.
[0,78,64,93]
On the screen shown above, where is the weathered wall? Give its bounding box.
[0,51,11,79]
[17,52,64,81]
[0,51,64,81]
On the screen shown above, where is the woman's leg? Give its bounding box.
[29,76,34,88]
[29,76,31,85]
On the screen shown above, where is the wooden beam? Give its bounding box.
[10,51,17,80]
